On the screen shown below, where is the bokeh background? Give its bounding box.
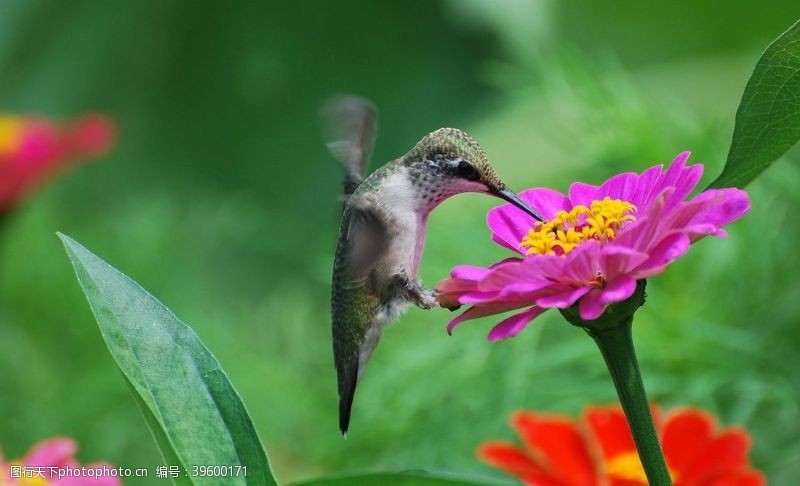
[1,0,799,484]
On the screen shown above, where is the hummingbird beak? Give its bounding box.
[492,185,545,222]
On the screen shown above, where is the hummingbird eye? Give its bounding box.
[455,159,480,181]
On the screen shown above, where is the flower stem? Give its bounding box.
[587,317,672,485]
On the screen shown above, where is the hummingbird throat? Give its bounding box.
[520,197,636,256]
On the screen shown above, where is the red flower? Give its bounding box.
[0,113,116,212]
[479,405,765,486]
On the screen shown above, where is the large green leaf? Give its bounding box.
[59,233,275,486]
[710,19,800,188]
[123,377,192,486]
[293,471,501,486]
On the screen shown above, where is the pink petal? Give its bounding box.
[480,261,560,296]
[599,275,638,304]
[664,152,703,209]
[684,223,727,240]
[479,258,570,301]
[24,438,76,468]
[568,182,599,207]
[437,273,482,308]
[649,152,704,211]
[447,302,530,334]
[479,259,538,290]
[599,245,649,279]
[438,261,528,304]
[597,171,640,202]
[487,188,570,253]
[488,306,548,341]
[487,213,527,253]
[451,265,492,281]
[520,187,572,218]
[561,240,644,285]
[437,277,478,293]
[615,216,657,254]
[494,247,599,290]
[652,151,689,187]
[560,240,602,283]
[535,286,592,309]
[628,164,664,210]
[436,291,466,309]
[521,253,574,281]
[458,290,504,304]
[579,289,606,320]
[497,282,555,299]
[631,232,691,279]
[17,121,66,169]
[615,187,673,253]
[680,188,750,230]
[461,286,550,305]
[67,115,116,158]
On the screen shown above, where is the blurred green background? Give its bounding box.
[1,0,799,484]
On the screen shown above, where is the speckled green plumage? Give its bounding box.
[354,128,500,191]
[404,128,502,187]
[331,201,385,434]
[405,128,488,164]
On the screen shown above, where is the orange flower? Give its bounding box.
[478,405,765,486]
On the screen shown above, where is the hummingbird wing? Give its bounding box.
[344,197,388,280]
[321,95,377,195]
[332,198,389,435]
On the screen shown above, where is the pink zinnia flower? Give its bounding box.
[438,152,750,341]
[0,113,116,211]
[0,437,121,485]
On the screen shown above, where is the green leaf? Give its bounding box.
[59,233,275,486]
[123,377,193,486]
[710,19,800,188]
[292,471,501,486]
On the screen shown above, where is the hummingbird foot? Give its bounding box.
[393,272,440,309]
[413,288,439,309]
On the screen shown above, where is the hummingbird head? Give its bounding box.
[404,128,544,221]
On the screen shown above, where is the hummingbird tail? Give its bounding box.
[338,358,359,436]
[335,322,383,436]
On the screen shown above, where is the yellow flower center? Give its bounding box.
[605,451,677,483]
[0,115,24,159]
[605,452,648,482]
[520,197,636,256]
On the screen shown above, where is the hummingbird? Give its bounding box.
[323,96,543,435]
